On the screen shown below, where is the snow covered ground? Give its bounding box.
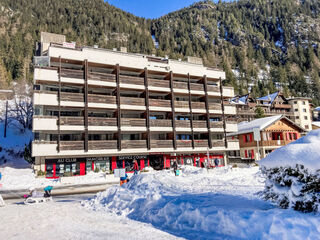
[1,165,320,239]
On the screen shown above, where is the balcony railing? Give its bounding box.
[60,140,117,150]
[121,140,147,149]
[194,140,208,147]
[150,119,172,127]
[149,78,170,88]
[150,140,173,148]
[120,75,144,85]
[149,99,171,108]
[212,140,225,147]
[121,118,146,127]
[177,140,192,148]
[121,97,145,106]
[193,121,207,128]
[176,120,191,128]
[175,101,190,109]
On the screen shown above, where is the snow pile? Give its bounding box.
[260,130,320,212]
[83,167,320,239]
[260,129,320,172]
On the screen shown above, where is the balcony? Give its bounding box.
[150,140,173,148]
[150,119,172,128]
[121,140,147,149]
[176,120,191,128]
[177,140,192,148]
[149,99,171,111]
[194,140,208,148]
[60,140,117,151]
[212,140,225,148]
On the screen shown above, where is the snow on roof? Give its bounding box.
[312,122,320,128]
[257,92,279,104]
[235,115,283,135]
[230,94,248,105]
[315,106,320,111]
[260,129,320,172]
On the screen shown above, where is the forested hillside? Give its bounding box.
[0,0,320,104]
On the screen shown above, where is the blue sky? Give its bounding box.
[106,0,203,19]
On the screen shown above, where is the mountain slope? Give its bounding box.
[0,0,319,104]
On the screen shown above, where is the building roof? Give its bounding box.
[257,92,279,104]
[228,114,306,136]
[230,94,248,105]
[312,122,320,128]
[315,106,320,111]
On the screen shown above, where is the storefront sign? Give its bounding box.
[86,157,110,161]
[118,155,147,160]
[57,158,78,163]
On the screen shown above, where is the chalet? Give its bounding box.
[228,115,306,160]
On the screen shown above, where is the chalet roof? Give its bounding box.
[315,106,320,111]
[312,122,320,128]
[228,114,306,136]
[257,92,279,104]
[230,94,248,105]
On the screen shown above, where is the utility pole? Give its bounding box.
[4,100,8,138]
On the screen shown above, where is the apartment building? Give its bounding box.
[32,32,239,178]
[231,92,312,130]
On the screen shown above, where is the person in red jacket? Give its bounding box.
[133,160,139,175]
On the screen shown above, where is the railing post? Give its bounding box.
[57,56,61,152]
[187,73,195,149]
[219,77,228,148]
[203,75,212,149]
[84,59,89,152]
[144,68,151,150]
[169,71,177,150]
[116,64,121,151]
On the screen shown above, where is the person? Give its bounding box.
[133,160,139,175]
[44,186,53,198]
[172,160,178,176]
[28,187,43,198]
[120,173,129,186]
[214,158,220,168]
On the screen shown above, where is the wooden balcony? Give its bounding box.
[212,140,225,147]
[194,140,208,147]
[121,140,147,149]
[150,140,173,148]
[193,121,207,128]
[207,85,220,93]
[191,102,205,109]
[173,81,188,90]
[210,121,223,128]
[149,99,171,108]
[89,72,116,82]
[150,119,172,127]
[190,83,204,91]
[240,140,293,148]
[89,94,116,104]
[60,92,84,102]
[121,118,146,127]
[149,78,170,88]
[176,120,191,128]
[175,100,190,109]
[177,140,192,148]
[273,104,291,109]
[89,117,117,126]
[120,75,144,86]
[60,116,84,125]
[121,97,145,106]
[60,140,117,150]
[61,68,83,79]
[209,103,222,111]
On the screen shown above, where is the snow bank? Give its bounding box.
[83,167,320,239]
[260,129,320,172]
[260,130,320,212]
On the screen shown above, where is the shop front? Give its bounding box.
[112,155,149,172]
[45,156,111,178]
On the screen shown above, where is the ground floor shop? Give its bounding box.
[42,153,225,178]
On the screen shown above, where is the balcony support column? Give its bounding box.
[187,73,195,149]
[57,56,61,152]
[203,75,212,149]
[219,77,227,148]
[84,59,89,152]
[116,64,122,151]
[169,71,177,150]
[144,68,151,150]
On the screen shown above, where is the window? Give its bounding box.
[305,125,309,129]
[294,109,298,112]
[294,101,297,104]
[303,101,306,105]
[303,109,307,112]
[304,116,308,120]
[295,116,299,119]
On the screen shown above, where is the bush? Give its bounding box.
[260,164,320,213]
[94,167,100,173]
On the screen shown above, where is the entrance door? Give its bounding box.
[80,162,86,176]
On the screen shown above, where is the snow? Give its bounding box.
[2,166,320,239]
[260,129,320,173]
[234,115,282,135]
[312,121,320,128]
